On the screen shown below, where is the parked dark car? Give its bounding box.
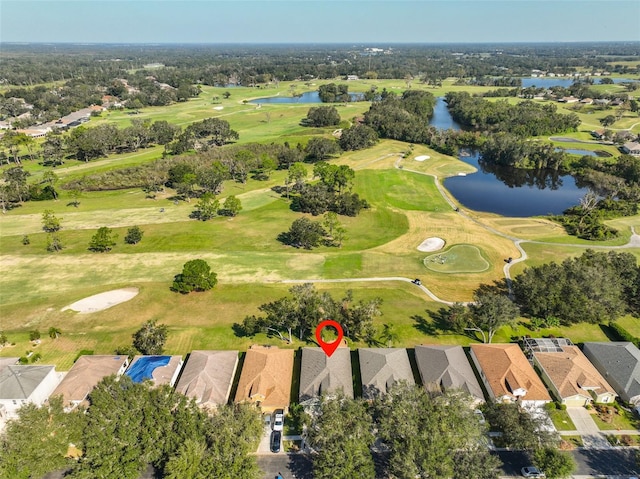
[270,430,281,453]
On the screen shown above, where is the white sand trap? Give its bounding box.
[417,237,445,252]
[213,106,224,110]
[61,287,139,314]
[414,155,431,162]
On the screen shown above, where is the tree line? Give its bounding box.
[445,91,581,136]
[441,250,639,340]
[3,43,637,90]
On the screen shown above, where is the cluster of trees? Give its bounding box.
[479,132,568,169]
[302,106,341,127]
[513,249,640,324]
[306,384,502,479]
[37,210,144,253]
[0,377,262,479]
[318,83,351,103]
[279,212,347,249]
[290,161,367,217]
[239,283,382,344]
[445,92,581,136]
[443,250,639,334]
[363,90,436,144]
[555,154,640,239]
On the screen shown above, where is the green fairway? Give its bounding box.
[423,244,490,273]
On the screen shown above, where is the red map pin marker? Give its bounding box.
[315,319,344,357]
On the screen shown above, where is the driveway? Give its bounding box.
[566,407,611,449]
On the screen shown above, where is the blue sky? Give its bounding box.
[1,0,639,44]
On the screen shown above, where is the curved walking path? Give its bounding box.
[281,277,456,305]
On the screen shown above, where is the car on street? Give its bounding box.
[412,278,422,285]
[521,466,545,478]
[273,409,284,431]
[270,430,281,453]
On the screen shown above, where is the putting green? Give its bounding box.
[423,244,491,273]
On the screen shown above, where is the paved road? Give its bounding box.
[259,449,640,478]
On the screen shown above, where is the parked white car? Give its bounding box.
[521,466,545,478]
[272,409,284,432]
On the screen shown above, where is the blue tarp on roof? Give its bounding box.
[126,356,170,383]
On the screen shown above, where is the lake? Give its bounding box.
[431,97,589,216]
[521,77,638,88]
[442,152,589,217]
[250,91,363,104]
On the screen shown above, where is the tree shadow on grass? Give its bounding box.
[412,314,439,336]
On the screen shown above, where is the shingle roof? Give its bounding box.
[126,355,183,386]
[471,343,550,402]
[234,345,294,410]
[50,355,128,406]
[414,345,484,402]
[534,346,616,400]
[175,350,239,406]
[0,357,19,369]
[582,342,640,404]
[0,365,56,399]
[358,348,414,399]
[299,347,353,402]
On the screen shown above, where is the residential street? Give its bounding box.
[258,449,640,479]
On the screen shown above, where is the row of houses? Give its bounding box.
[1,341,639,421]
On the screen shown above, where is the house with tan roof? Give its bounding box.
[175,350,239,409]
[359,348,414,400]
[0,365,61,420]
[469,344,551,406]
[533,345,616,406]
[299,346,353,406]
[125,355,183,387]
[414,345,484,404]
[50,355,129,410]
[234,345,294,413]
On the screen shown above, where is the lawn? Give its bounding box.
[547,406,577,431]
[591,406,640,431]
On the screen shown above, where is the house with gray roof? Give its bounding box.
[358,348,414,400]
[175,350,238,409]
[0,365,60,419]
[414,345,484,404]
[582,342,640,406]
[299,347,353,406]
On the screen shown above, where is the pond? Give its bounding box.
[554,148,598,157]
[521,77,638,88]
[442,152,589,217]
[250,91,363,104]
[431,97,589,216]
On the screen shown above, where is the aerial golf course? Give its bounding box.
[1,79,639,369]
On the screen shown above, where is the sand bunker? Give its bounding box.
[414,155,431,162]
[61,287,139,314]
[417,237,445,252]
[213,106,224,110]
